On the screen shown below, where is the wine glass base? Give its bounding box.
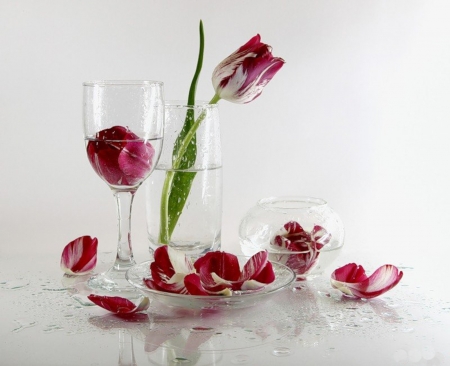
[87,267,136,293]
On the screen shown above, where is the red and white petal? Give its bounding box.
[184,273,209,296]
[332,263,368,283]
[87,294,149,314]
[331,264,403,299]
[239,250,269,282]
[167,247,195,274]
[60,236,98,275]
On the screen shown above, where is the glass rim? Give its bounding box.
[258,196,327,209]
[83,80,164,87]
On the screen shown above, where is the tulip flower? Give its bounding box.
[86,125,155,187]
[331,263,403,299]
[60,236,98,275]
[212,34,285,104]
[87,294,150,315]
[159,24,285,245]
[270,221,331,276]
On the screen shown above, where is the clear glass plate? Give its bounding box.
[126,258,296,310]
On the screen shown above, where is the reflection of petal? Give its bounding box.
[368,298,402,323]
[88,313,149,330]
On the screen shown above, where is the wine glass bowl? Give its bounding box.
[83,80,164,292]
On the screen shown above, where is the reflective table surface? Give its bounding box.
[1,250,449,366]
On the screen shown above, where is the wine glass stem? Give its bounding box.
[113,190,136,271]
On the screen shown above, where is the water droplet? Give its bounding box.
[172,358,191,364]
[272,347,291,357]
[190,326,214,333]
[12,319,38,333]
[231,355,250,364]
[401,327,414,333]
[0,279,30,290]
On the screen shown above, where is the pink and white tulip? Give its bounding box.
[60,236,98,275]
[212,34,285,104]
[331,263,403,299]
[87,294,150,315]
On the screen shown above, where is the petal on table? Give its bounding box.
[87,295,149,314]
[331,263,403,299]
[60,236,98,275]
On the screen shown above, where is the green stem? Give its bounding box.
[158,94,221,245]
[172,94,221,170]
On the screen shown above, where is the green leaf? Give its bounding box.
[158,20,205,244]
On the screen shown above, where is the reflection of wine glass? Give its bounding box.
[83,80,164,292]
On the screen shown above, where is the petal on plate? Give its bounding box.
[145,246,193,294]
[331,264,404,299]
[239,250,270,281]
[87,295,149,315]
[60,236,98,275]
[184,273,209,296]
[194,251,241,292]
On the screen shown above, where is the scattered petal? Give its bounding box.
[331,263,403,299]
[60,236,98,275]
[87,294,149,315]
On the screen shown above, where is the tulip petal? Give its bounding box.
[118,140,155,184]
[86,125,152,187]
[87,294,149,315]
[60,236,98,275]
[144,246,194,294]
[184,273,209,296]
[331,263,403,299]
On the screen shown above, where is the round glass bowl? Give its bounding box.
[239,196,344,280]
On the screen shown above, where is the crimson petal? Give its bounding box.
[87,294,149,315]
[60,236,98,275]
[331,263,403,299]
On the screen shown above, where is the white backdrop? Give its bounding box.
[1,1,449,290]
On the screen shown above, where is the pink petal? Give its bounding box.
[195,252,241,291]
[184,273,209,296]
[331,263,403,299]
[239,250,269,281]
[87,294,150,315]
[144,246,193,294]
[86,126,151,187]
[118,140,155,183]
[60,236,98,275]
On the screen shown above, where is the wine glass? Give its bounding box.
[83,80,164,292]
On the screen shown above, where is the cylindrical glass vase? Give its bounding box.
[146,102,222,255]
[239,196,344,279]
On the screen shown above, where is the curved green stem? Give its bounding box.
[172,94,221,170]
